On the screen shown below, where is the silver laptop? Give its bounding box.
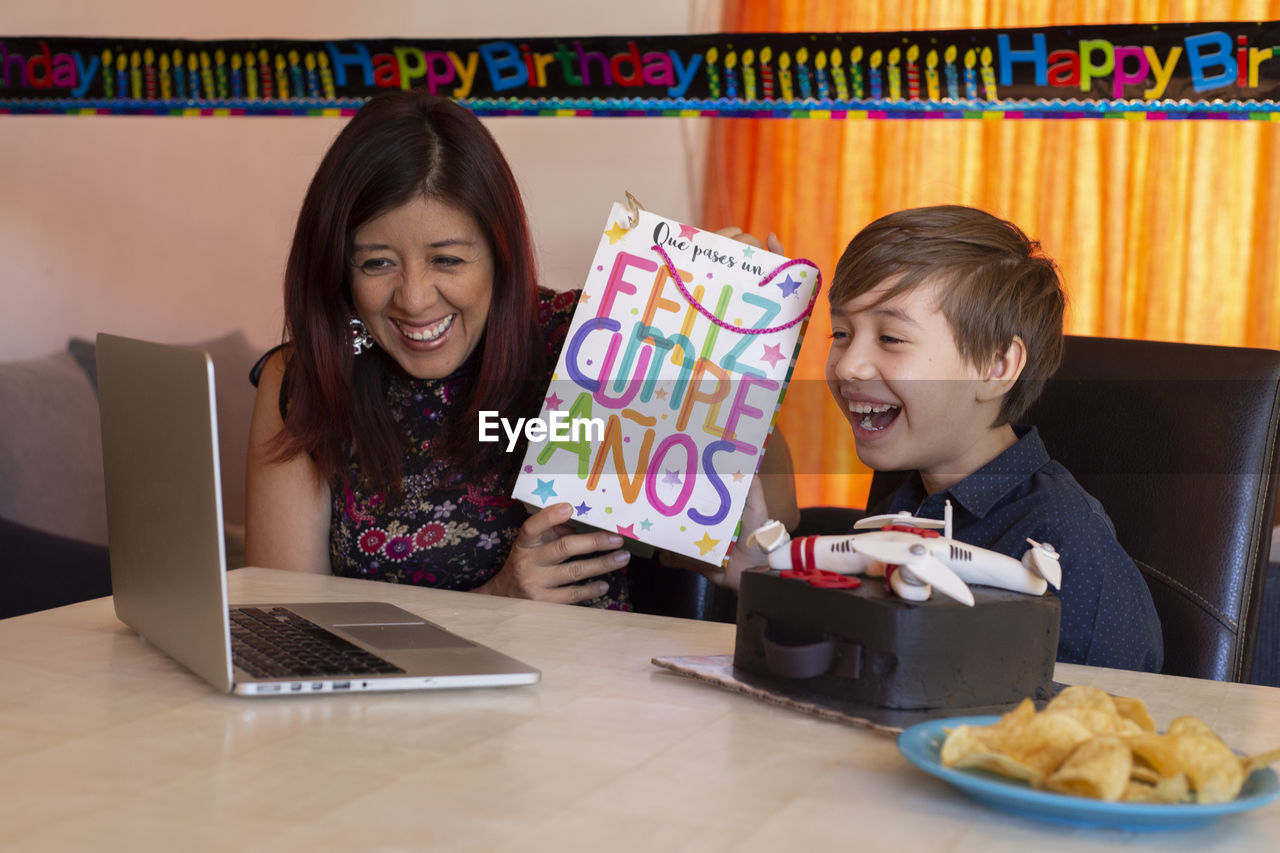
[96,333,539,696]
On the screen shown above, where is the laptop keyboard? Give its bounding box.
[230,607,405,679]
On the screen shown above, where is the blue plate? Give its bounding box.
[897,715,1280,830]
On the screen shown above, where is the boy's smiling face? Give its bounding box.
[825,276,1016,493]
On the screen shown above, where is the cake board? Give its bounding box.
[651,654,1064,735]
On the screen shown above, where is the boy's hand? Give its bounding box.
[721,476,772,590]
[657,477,772,592]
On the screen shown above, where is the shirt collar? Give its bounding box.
[949,425,1051,517]
[897,425,1051,519]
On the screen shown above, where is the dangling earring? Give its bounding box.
[349,316,375,355]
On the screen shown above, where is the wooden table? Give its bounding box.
[3,567,1280,851]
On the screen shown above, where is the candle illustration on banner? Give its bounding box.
[906,45,919,100]
[129,51,141,100]
[778,52,793,101]
[245,52,258,99]
[796,47,812,99]
[963,49,978,99]
[159,52,171,100]
[815,50,830,100]
[101,50,114,97]
[724,50,739,99]
[259,49,273,99]
[869,49,882,100]
[980,46,997,100]
[187,52,200,99]
[172,50,185,99]
[944,45,959,100]
[742,49,756,100]
[231,52,243,98]
[276,53,290,99]
[215,49,228,99]
[831,48,849,100]
[288,50,304,99]
[705,47,720,98]
[925,49,940,101]
[887,48,901,101]
[850,46,863,99]
[116,53,128,99]
[199,52,215,100]
[305,52,319,97]
[760,47,774,99]
[143,49,156,99]
[317,52,335,99]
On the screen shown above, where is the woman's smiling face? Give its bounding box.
[349,194,494,379]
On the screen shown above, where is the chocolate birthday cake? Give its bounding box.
[732,570,1061,712]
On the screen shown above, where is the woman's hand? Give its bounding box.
[477,502,632,604]
[714,226,785,256]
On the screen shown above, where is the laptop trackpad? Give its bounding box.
[341,623,475,650]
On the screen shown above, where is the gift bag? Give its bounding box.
[510,200,820,566]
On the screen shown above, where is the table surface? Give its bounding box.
[3,567,1280,852]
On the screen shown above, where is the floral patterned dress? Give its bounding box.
[329,287,631,610]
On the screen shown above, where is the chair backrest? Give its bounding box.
[869,335,1280,681]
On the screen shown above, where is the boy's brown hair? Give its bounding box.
[830,205,1065,425]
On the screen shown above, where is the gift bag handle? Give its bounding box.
[650,243,823,335]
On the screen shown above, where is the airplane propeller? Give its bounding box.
[854,512,946,531]
[1023,538,1062,589]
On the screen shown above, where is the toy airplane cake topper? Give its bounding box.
[746,502,1062,607]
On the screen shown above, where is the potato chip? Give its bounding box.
[1000,711,1094,776]
[940,701,1042,784]
[1243,747,1280,776]
[1041,685,1147,737]
[1171,732,1245,804]
[935,687,1280,805]
[1167,715,1225,743]
[1111,694,1157,733]
[981,698,1036,751]
[1044,736,1131,801]
[1127,764,1164,785]
[1046,685,1117,717]
[1055,707,1142,738]
[949,749,1045,785]
[1121,772,1190,804]
[1121,781,1160,803]
[1126,729,1245,803]
[1127,733,1184,778]
[940,724,996,767]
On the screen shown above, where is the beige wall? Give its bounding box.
[0,1,719,360]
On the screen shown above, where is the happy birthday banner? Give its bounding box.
[5,21,1280,118]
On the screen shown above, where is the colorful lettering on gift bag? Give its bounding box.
[510,203,820,567]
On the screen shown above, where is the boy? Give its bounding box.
[825,205,1162,672]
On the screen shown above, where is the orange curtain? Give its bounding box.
[707,0,1280,511]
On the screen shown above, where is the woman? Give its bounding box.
[246,90,795,607]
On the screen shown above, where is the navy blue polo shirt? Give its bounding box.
[871,426,1163,673]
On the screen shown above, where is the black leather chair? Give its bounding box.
[866,335,1280,682]
[627,553,738,621]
